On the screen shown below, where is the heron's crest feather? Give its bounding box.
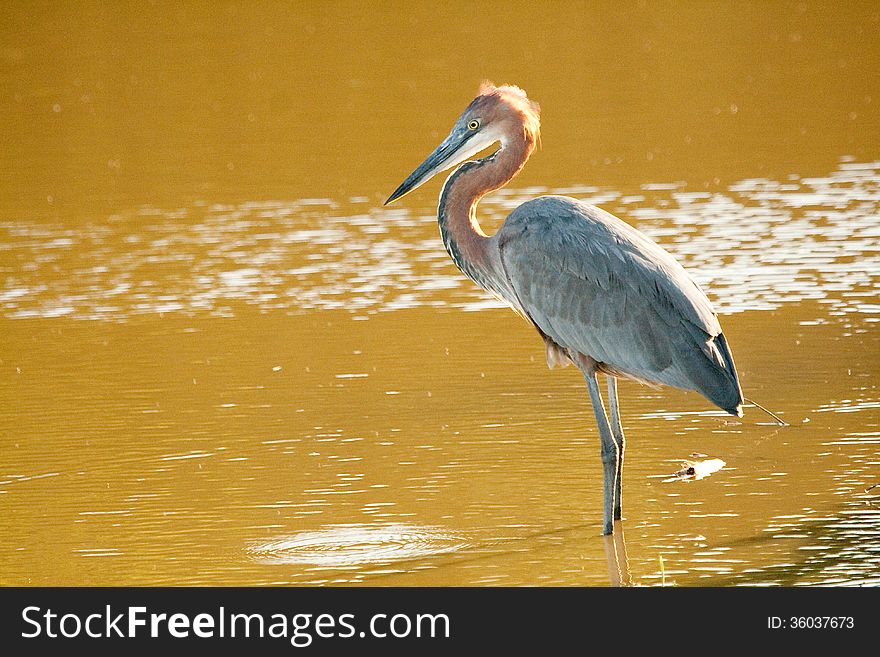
[477,80,541,146]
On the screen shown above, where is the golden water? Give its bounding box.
[1,1,878,586]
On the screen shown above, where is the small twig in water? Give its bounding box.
[744,397,788,426]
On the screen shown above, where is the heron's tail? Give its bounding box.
[703,332,744,417]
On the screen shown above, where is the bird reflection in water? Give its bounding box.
[603,522,634,587]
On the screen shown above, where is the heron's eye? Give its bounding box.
[468,119,480,130]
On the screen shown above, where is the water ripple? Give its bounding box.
[247,523,468,568]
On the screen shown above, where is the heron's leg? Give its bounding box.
[606,376,625,521]
[584,371,618,536]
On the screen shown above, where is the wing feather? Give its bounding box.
[494,195,741,410]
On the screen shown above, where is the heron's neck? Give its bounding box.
[438,136,533,284]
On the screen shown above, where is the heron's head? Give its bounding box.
[385,82,541,205]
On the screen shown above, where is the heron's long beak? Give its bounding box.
[385,130,475,205]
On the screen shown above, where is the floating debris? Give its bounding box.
[665,455,726,482]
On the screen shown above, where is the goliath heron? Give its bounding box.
[385,82,743,535]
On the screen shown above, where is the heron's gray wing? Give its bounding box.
[496,196,741,411]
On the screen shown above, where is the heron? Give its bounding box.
[385,82,743,535]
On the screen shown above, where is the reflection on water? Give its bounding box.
[719,503,880,587]
[1,159,878,322]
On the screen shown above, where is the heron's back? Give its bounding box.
[493,196,743,415]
